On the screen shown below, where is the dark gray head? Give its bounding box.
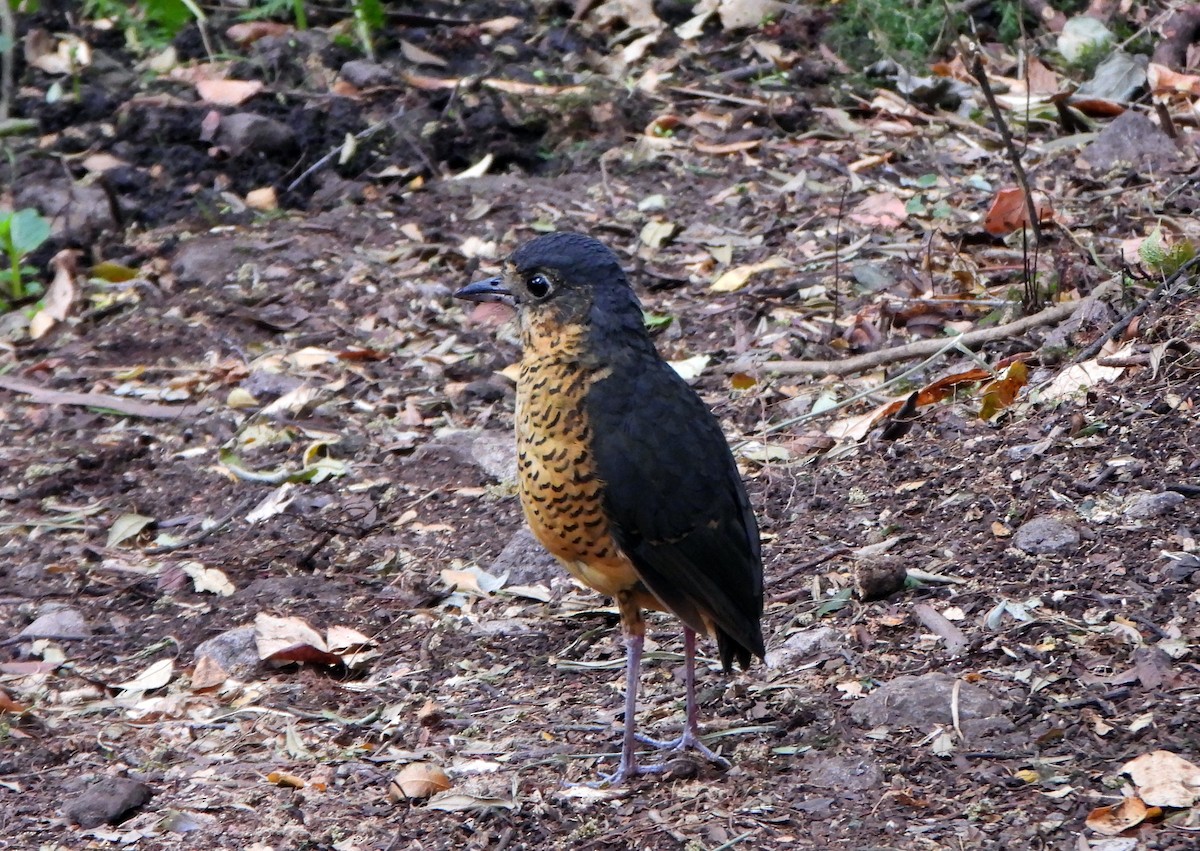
[454,232,645,334]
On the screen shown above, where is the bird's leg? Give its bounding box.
[634,627,731,769]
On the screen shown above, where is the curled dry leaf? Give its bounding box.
[29,250,79,340]
[113,658,174,694]
[1085,796,1150,836]
[190,654,228,690]
[390,763,451,801]
[195,79,264,107]
[1122,750,1200,808]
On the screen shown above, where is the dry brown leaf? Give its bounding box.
[254,613,331,662]
[983,187,1055,236]
[693,138,761,155]
[195,79,264,107]
[226,21,292,47]
[390,763,451,800]
[113,658,174,694]
[1085,796,1150,835]
[190,654,228,690]
[245,186,278,211]
[709,256,790,292]
[267,771,306,789]
[1147,63,1200,97]
[401,40,447,68]
[1123,750,1200,808]
[81,153,129,173]
[847,192,907,229]
[29,250,78,340]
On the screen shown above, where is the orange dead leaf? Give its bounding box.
[1085,796,1149,836]
[1147,63,1200,97]
[267,771,307,789]
[225,21,292,47]
[979,360,1029,420]
[390,763,451,801]
[984,188,1055,236]
[195,78,264,107]
[848,192,907,229]
[693,139,761,155]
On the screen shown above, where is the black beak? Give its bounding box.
[454,275,516,307]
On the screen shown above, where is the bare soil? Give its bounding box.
[2,4,1200,850]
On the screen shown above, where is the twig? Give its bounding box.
[1073,256,1200,363]
[0,0,13,121]
[732,279,1116,378]
[142,495,258,554]
[0,375,208,419]
[773,546,850,585]
[964,41,1042,245]
[285,107,406,193]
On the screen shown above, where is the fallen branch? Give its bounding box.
[0,375,208,419]
[732,280,1117,378]
[1073,256,1200,363]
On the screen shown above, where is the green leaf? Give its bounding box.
[916,173,938,188]
[108,513,156,547]
[10,209,51,256]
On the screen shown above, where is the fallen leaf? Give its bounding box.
[390,763,451,800]
[113,658,174,694]
[107,513,155,548]
[190,655,228,690]
[1085,796,1150,835]
[181,561,236,597]
[29,250,78,340]
[848,192,907,229]
[195,78,264,106]
[709,256,790,292]
[400,40,447,68]
[1122,750,1200,808]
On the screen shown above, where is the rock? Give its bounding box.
[1123,491,1185,520]
[765,627,840,669]
[802,754,883,793]
[471,431,518,484]
[171,237,245,286]
[193,625,259,676]
[490,527,561,585]
[340,59,394,88]
[1080,110,1180,172]
[1012,516,1080,555]
[218,112,295,157]
[63,777,153,828]
[849,672,1010,730]
[19,605,90,639]
[14,181,115,244]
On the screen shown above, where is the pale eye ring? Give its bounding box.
[527,273,552,299]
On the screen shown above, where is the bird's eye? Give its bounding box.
[526,273,553,299]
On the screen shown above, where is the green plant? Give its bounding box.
[0,208,51,310]
[829,0,964,65]
[83,0,195,50]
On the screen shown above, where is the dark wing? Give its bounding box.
[585,353,764,670]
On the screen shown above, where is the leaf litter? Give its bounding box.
[0,1,1199,849]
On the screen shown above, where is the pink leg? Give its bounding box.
[635,628,730,768]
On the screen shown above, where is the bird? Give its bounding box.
[455,232,764,783]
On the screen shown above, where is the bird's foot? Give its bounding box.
[590,754,665,787]
[634,727,731,769]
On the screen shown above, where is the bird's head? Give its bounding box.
[455,232,645,336]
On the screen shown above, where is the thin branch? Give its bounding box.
[1073,255,1200,363]
[731,280,1116,378]
[964,41,1042,245]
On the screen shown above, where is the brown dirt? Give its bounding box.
[2,3,1200,850]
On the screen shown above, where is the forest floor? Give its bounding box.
[2,2,1199,850]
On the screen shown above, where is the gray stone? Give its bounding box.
[171,237,244,286]
[1081,110,1180,172]
[802,754,884,793]
[340,59,393,88]
[1123,491,1185,520]
[849,672,1010,729]
[471,431,518,484]
[19,605,90,639]
[64,777,153,828]
[194,625,259,676]
[218,112,295,157]
[765,627,841,669]
[1012,516,1080,555]
[490,527,561,585]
